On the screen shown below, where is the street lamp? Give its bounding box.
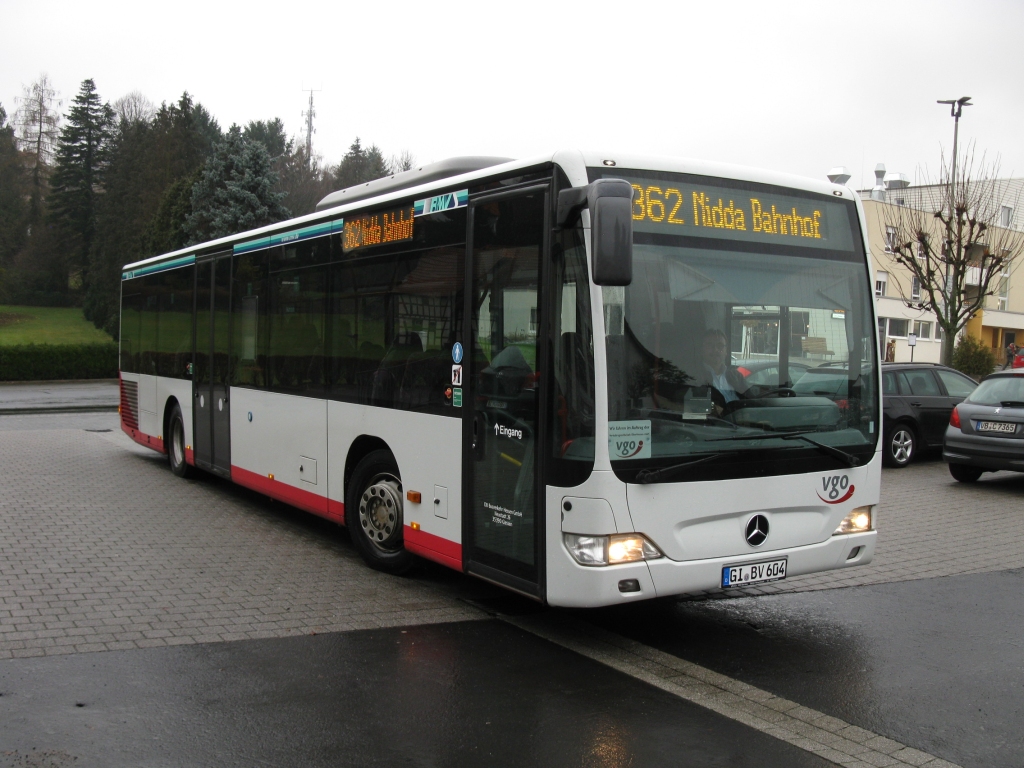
[936,96,972,362]
[937,96,972,202]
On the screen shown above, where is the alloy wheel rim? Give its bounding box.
[892,430,913,463]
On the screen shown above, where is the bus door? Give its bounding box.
[194,252,232,477]
[463,186,550,598]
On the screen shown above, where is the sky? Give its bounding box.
[3,0,1023,190]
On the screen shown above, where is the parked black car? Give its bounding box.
[880,363,978,467]
[943,370,1024,482]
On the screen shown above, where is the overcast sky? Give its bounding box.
[3,0,1022,190]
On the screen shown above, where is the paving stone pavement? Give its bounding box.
[0,427,484,660]
[1,425,1022,660]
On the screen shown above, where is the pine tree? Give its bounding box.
[333,137,390,189]
[275,144,335,217]
[87,93,221,334]
[244,118,290,160]
[49,79,114,294]
[185,125,290,244]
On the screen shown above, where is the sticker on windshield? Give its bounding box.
[609,420,651,460]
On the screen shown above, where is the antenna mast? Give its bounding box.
[301,86,321,168]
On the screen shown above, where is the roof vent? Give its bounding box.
[827,166,851,185]
[870,163,887,201]
[315,156,513,212]
[884,172,910,191]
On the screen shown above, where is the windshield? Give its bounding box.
[966,376,1024,406]
[597,170,878,482]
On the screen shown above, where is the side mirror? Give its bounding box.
[557,179,633,286]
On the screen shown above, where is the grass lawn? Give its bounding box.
[0,305,115,346]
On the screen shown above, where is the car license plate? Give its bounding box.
[722,558,787,588]
[978,421,1017,433]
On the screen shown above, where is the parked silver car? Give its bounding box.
[943,371,1024,482]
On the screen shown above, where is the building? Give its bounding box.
[855,164,1024,365]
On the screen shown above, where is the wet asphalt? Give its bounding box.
[0,620,834,768]
[586,567,1024,768]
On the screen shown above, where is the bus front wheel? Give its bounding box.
[346,450,415,575]
[167,404,192,478]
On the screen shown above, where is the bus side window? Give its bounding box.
[327,210,465,416]
[231,251,268,389]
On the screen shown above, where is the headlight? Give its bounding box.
[563,533,662,566]
[834,505,873,535]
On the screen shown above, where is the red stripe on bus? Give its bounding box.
[185,447,194,466]
[327,498,346,524]
[120,420,166,454]
[230,465,341,521]
[403,525,463,571]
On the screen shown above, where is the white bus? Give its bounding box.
[118,151,879,607]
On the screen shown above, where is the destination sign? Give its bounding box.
[342,205,414,252]
[600,172,855,252]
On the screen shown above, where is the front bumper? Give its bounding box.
[545,530,875,607]
[645,530,875,597]
[944,429,1024,473]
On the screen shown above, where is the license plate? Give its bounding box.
[722,558,787,588]
[978,421,1017,433]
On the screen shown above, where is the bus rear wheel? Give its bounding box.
[167,404,192,478]
[346,450,415,575]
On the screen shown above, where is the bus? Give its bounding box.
[118,151,880,607]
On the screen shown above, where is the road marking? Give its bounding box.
[503,613,961,768]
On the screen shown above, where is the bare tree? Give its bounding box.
[881,146,1024,366]
[389,150,416,174]
[14,74,62,220]
[113,90,155,127]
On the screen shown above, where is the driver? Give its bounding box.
[699,328,748,403]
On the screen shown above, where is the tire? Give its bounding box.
[948,463,983,483]
[167,404,192,478]
[346,449,415,575]
[883,423,916,468]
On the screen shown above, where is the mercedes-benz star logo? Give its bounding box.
[745,514,769,547]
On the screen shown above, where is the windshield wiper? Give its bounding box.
[708,429,859,467]
[781,433,859,467]
[634,451,740,484]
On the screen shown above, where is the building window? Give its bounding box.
[913,320,932,339]
[911,276,921,301]
[875,271,888,297]
[997,273,1009,311]
[885,226,897,252]
[1000,205,1014,228]
[887,318,909,338]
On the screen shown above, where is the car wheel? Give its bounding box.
[883,424,916,468]
[948,463,983,483]
[167,404,192,478]
[346,449,415,575]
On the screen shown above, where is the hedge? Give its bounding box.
[951,335,995,381]
[0,343,119,381]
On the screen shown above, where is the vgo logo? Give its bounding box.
[608,420,652,460]
[613,438,645,458]
[817,474,855,504]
